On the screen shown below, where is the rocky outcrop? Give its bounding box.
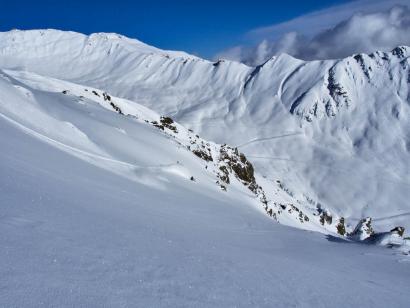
[390,226,405,237]
[152,116,178,133]
[336,217,346,236]
[317,206,333,226]
[348,217,375,241]
[364,226,408,249]
[218,145,255,187]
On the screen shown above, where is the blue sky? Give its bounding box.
[1,0,351,57]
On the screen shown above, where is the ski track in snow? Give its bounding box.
[249,155,410,188]
[372,212,410,222]
[236,132,303,148]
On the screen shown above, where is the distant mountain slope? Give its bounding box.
[0,29,409,231]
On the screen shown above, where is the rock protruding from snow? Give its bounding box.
[348,217,375,241]
[390,226,405,237]
[361,225,410,252]
[365,229,406,247]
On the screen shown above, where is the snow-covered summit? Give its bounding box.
[1,28,194,58]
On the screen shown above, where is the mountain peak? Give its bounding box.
[0,28,196,60]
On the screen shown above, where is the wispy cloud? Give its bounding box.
[216,0,410,65]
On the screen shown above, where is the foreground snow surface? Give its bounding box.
[0,83,409,308]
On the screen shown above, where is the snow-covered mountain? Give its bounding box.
[0,67,345,235]
[1,29,410,306]
[1,29,408,232]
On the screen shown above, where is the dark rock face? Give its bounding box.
[336,217,346,236]
[392,46,406,58]
[353,54,371,80]
[216,144,269,215]
[102,92,111,101]
[151,116,178,133]
[151,120,164,130]
[219,145,255,186]
[98,91,123,114]
[160,116,173,126]
[192,149,213,162]
[212,60,224,67]
[390,226,405,237]
[109,102,123,114]
[327,68,348,102]
[318,207,333,225]
[187,134,213,162]
[286,204,309,223]
[160,116,178,132]
[218,166,230,184]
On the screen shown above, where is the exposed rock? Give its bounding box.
[392,46,406,58]
[348,217,374,241]
[102,92,111,101]
[364,230,407,247]
[390,226,405,237]
[192,148,213,162]
[159,116,178,133]
[318,209,332,225]
[213,60,224,67]
[326,66,350,117]
[217,165,230,184]
[219,145,255,186]
[336,217,346,236]
[353,54,371,80]
[151,120,164,130]
[109,102,123,115]
[160,116,173,125]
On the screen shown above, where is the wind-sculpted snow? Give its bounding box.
[0,68,410,308]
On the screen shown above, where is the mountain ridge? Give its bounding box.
[1,29,409,232]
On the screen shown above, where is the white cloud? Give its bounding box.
[216,1,410,66]
[247,0,409,41]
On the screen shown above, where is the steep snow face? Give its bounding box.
[0,30,410,231]
[1,69,410,308]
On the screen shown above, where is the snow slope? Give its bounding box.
[0,66,409,307]
[0,67,347,234]
[1,29,408,232]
